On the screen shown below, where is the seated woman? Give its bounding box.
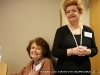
[11,37,55,75]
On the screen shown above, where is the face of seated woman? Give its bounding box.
[30,42,43,62]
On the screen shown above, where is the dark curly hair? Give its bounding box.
[26,37,50,59]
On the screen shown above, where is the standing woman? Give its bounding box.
[52,0,98,75]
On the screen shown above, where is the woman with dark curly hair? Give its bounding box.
[11,37,55,75]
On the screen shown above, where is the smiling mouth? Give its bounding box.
[69,16,75,18]
[31,52,38,56]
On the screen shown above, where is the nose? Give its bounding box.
[69,11,73,15]
[33,48,36,52]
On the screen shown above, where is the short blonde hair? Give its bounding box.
[63,0,83,14]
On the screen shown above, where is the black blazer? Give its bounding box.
[52,25,98,75]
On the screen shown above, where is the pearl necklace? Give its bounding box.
[70,25,82,46]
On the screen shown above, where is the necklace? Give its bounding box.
[70,25,82,47]
[29,57,44,75]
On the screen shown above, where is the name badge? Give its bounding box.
[35,63,41,71]
[84,31,92,38]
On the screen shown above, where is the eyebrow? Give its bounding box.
[66,8,77,11]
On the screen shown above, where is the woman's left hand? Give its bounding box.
[77,46,91,56]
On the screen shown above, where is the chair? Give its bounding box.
[0,62,7,75]
[49,51,57,69]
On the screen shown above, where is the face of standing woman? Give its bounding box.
[66,5,81,22]
[30,42,43,61]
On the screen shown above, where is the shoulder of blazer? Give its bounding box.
[56,25,70,34]
[83,25,94,33]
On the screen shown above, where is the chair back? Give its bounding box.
[49,51,57,69]
[0,62,7,75]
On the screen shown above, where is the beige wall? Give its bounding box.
[0,0,60,75]
[60,0,90,26]
[0,0,90,75]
